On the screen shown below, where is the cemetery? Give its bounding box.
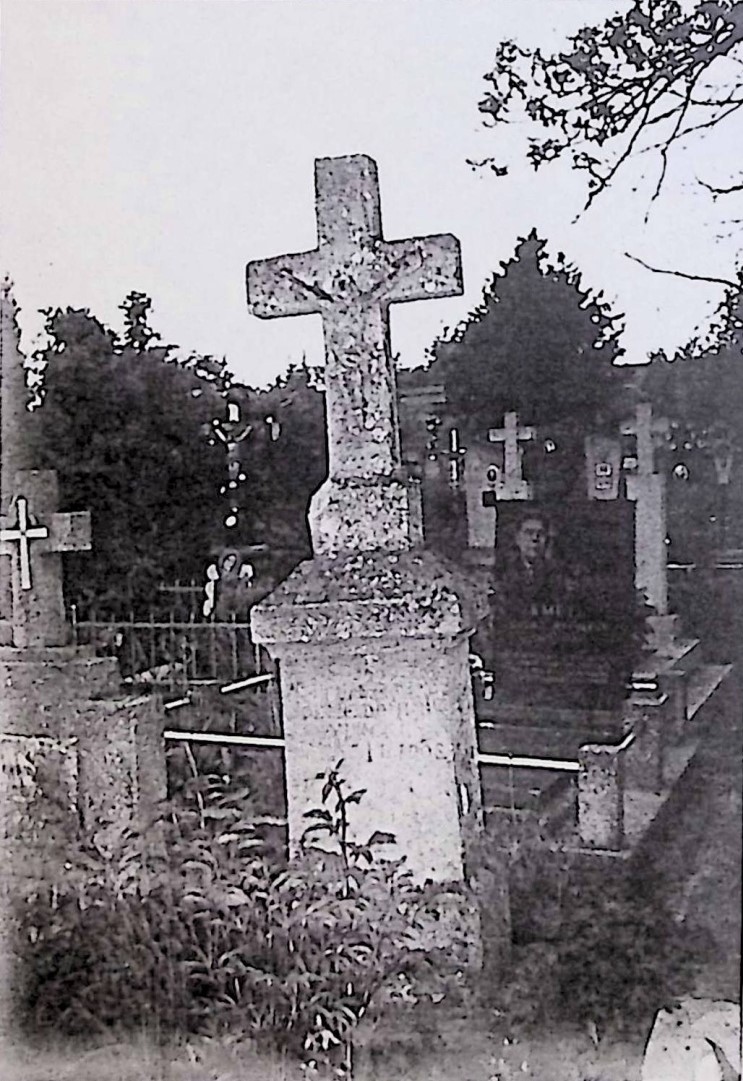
[0,138,740,1081]
[11,0,743,1051]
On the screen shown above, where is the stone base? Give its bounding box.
[308,474,423,558]
[0,650,120,732]
[252,548,486,883]
[0,646,166,850]
[75,694,167,847]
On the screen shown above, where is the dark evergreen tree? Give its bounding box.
[426,232,627,497]
[237,363,327,575]
[34,295,227,612]
[642,273,743,551]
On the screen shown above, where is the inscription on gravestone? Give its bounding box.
[489,499,638,710]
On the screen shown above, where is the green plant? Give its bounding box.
[15,765,468,1077]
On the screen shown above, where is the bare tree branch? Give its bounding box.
[624,251,738,289]
[698,175,743,197]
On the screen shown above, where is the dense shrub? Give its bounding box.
[14,765,472,1074]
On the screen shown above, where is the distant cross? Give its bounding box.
[446,428,467,488]
[620,402,669,478]
[211,400,252,528]
[0,480,91,648]
[488,411,535,493]
[247,154,462,481]
[0,496,47,590]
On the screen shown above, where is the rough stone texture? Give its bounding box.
[0,649,165,846]
[622,402,671,615]
[625,693,668,793]
[0,733,78,849]
[463,444,499,551]
[247,154,462,557]
[75,694,167,847]
[0,469,91,648]
[253,550,486,881]
[307,474,423,559]
[0,649,120,728]
[627,472,668,615]
[251,549,485,646]
[578,742,625,850]
[248,154,483,885]
[275,634,482,882]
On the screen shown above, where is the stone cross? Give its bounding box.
[0,474,90,648]
[487,411,535,499]
[247,155,462,484]
[620,402,669,478]
[620,403,671,617]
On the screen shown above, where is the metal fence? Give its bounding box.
[70,607,268,693]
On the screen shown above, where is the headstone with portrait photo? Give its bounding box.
[487,496,639,720]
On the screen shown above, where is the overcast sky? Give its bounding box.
[1,1,741,387]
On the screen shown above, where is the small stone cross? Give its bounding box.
[0,476,91,648]
[247,155,462,483]
[620,402,669,478]
[488,411,535,496]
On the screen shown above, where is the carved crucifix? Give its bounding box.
[246,155,462,484]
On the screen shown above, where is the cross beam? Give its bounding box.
[0,496,48,590]
[247,155,462,481]
[620,402,669,477]
[0,480,91,648]
[488,411,535,482]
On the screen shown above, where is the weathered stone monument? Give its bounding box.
[248,155,484,883]
[0,283,166,858]
[620,400,675,644]
[462,410,537,558]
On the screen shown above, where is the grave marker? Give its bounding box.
[248,154,462,557]
[248,155,486,887]
[487,411,535,500]
[622,401,670,614]
[0,484,90,648]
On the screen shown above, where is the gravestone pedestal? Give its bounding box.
[247,153,485,887]
[252,551,485,882]
[0,644,167,852]
[308,473,423,558]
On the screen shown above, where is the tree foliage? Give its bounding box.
[427,231,626,436]
[235,363,327,569]
[643,269,743,468]
[478,1,743,209]
[34,295,228,611]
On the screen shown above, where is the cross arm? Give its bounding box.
[50,511,91,552]
[247,250,325,319]
[383,234,463,305]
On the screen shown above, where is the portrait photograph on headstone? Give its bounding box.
[0,2,741,1079]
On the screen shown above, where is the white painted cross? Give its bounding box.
[620,401,669,478]
[446,427,467,487]
[487,411,535,498]
[0,496,48,590]
[0,480,91,647]
[247,155,462,483]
